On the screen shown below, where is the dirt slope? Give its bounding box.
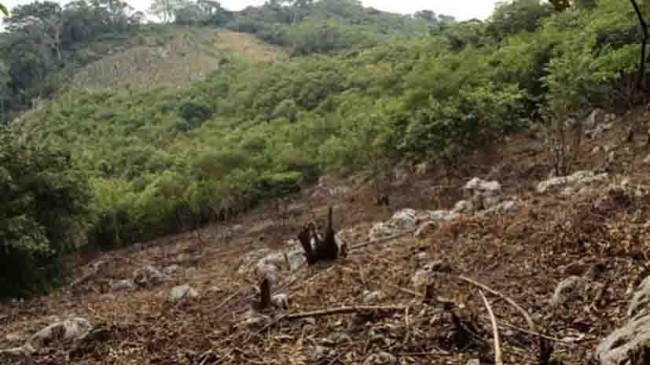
[3,109,650,364]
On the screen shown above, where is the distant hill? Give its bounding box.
[70,28,286,90]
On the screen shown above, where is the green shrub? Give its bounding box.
[0,127,92,298]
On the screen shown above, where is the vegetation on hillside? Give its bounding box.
[0,127,92,298]
[2,0,649,297]
[0,0,147,117]
[70,28,284,90]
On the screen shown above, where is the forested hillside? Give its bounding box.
[1,0,647,299]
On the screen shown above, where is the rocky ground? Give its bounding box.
[4,109,650,364]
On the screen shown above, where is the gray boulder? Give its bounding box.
[629,276,650,320]
[595,275,650,364]
[595,314,650,364]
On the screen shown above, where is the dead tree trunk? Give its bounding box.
[253,277,272,311]
[298,206,339,265]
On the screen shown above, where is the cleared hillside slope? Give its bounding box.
[3,108,650,364]
[70,28,286,90]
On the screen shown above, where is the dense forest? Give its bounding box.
[0,0,646,297]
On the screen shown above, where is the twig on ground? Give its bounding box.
[454,274,536,332]
[285,305,406,320]
[480,290,503,365]
[482,316,569,344]
[215,287,249,313]
[349,230,415,251]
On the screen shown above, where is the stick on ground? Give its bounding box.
[285,305,406,320]
[455,275,536,332]
[480,290,503,365]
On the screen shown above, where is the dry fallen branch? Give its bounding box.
[285,305,406,320]
[480,290,503,365]
[453,274,536,332]
[349,230,415,251]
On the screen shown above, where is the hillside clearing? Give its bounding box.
[3,108,650,363]
[70,28,286,91]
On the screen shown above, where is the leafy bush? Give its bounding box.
[0,128,92,298]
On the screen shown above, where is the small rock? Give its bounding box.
[453,199,474,214]
[363,351,397,365]
[322,332,352,346]
[162,265,181,276]
[205,286,222,295]
[111,279,134,293]
[551,276,589,306]
[584,108,604,129]
[241,309,271,328]
[464,177,501,196]
[29,317,91,349]
[254,262,279,285]
[415,162,429,176]
[390,209,418,229]
[414,221,437,239]
[427,210,458,222]
[362,290,384,304]
[488,200,517,214]
[284,250,307,271]
[589,121,614,139]
[424,260,453,273]
[271,293,289,309]
[168,284,199,303]
[313,345,333,361]
[369,222,393,240]
[411,260,453,289]
[301,317,316,326]
[415,251,429,261]
[133,265,166,288]
[537,170,608,194]
[466,359,480,365]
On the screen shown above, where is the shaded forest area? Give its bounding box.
[1,0,649,298]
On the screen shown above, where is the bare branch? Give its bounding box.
[480,290,504,365]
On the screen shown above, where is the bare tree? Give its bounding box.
[630,0,648,91]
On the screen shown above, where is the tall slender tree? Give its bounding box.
[629,0,648,91]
